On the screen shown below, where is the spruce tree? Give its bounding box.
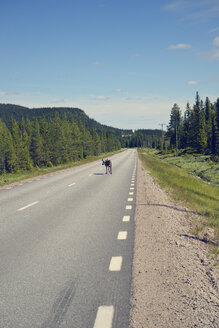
[30,119,43,167]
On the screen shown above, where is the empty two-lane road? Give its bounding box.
[0,149,137,328]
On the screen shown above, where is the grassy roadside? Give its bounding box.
[0,149,123,187]
[142,148,219,186]
[138,149,219,252]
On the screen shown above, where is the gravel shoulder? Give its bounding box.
[129,158,219,328]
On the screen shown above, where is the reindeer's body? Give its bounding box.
[102,159,112,174]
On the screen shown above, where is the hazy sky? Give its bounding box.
[1,0,219,129]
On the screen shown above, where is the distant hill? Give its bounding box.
[0,103,132,137]
[0,103,163,149]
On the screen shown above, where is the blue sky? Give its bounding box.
[1,0,219,129]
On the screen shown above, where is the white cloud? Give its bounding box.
[114,88,122,93]
[187,81,199,85]
[93,95,109,100]
[51,99,65,104]
[0,91,20,97]
[211,49,219,59]
[168,43,192,50]
[92,61,104,66]
[164,1,219,23]
[131,54,140,59]
[164,1,185,11]
[210,27,219,33]
[213,36,219,46]
[58,74,69,79]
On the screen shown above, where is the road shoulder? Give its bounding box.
[129,158,219,328]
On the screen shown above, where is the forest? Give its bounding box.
[0,104,160,174]
[166,92,219,157]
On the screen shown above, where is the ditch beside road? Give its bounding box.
[130,158,219,328]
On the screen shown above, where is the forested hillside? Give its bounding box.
[167,92,219,157]
[0,107,122,173]
[0,103,131,137]
[0,104,165,174]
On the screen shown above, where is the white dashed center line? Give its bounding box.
[117,231,127,240]
[68,182,76,187]
[109,256,123,271]
[17,201,39,212]
[93,306,114,328]
[123,215,130,222]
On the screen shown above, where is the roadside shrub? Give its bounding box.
[47,161,53,168]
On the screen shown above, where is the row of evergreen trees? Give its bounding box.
[0,113,121,174]
[167,92,219,155]
[122,129,162,149]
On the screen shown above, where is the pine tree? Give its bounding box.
[91,129,101,156]
[205,97,213,153]
[215,98,219,154]
[39,116,51,166]
[30,119,43,167]
[182,102,192,149]
[167,103,182,152]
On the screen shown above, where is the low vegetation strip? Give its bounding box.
[138,149,219,245]
[0,150,122,187]
[142,149,219,186]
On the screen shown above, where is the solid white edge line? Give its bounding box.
[109,256,123,271]
[93,306,114,328]
[117,231,127,240]
[17,201,39,211]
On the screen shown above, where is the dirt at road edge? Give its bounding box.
[129,158,219,328]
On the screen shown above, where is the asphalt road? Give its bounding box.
[0,149,137,328]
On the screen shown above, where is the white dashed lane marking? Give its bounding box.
[68,182,76,187]
[117,231,127,240]
[17,201,39,212]
[123,215,130,222]
[109,256,123,271]
[93,306,114,328]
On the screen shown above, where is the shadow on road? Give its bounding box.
[93,173,105,175]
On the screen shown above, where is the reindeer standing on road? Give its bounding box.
[102,159,112,174]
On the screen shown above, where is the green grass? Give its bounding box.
[0,149,123,187]
[142,149,219,186]
[138,149,219,247]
